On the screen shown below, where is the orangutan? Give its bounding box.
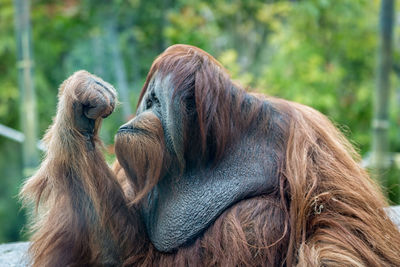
[21,44,400,266]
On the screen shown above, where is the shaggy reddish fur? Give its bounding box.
[21,45,400,266]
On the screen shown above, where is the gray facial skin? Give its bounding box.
[133,75,281,252]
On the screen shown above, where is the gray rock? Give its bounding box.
[0,242,29,267]
[1,206,399,266]
[387,205,400,228]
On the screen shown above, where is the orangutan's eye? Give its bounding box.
[146,91,159,110]
[146,98,153,109]
[151,91,159,104]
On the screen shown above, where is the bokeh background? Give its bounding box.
[0,0,399,243]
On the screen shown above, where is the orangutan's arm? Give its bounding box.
[20,71,140,266]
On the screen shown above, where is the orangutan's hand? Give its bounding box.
[59,70,117,134]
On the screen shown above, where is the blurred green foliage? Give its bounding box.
[0,0,399,242]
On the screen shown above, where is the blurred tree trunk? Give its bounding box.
[159,0,170,51]
[93,33,105,78]
[128,12,141,100]
[13,0,38,176]
[108,20,132,120]
[130,37,140,94]
[371,0,395,187]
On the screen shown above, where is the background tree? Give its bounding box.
[371,0,394,191]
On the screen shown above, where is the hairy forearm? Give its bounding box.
[20,71,138,266]
[20,125,120,266]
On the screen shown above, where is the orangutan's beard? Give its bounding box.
[115,112,166,205]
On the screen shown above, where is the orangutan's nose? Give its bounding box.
[118,123,134,133]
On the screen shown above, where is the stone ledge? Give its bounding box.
[0,242,29,267]
[1,206,399,266]
[387,205,400,228]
